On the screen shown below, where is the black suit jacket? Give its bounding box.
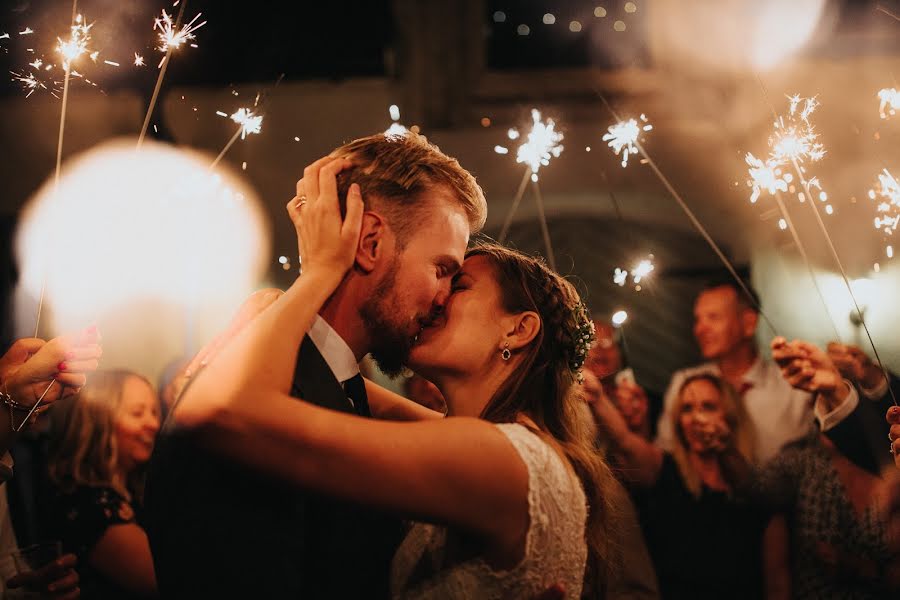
[144,336,402,599]
[823,375,899,475]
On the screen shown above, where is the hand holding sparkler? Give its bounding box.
[0,325,101,437]
[771,337,848,409]
[826,342,890,396]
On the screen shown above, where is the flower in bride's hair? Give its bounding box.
[568,301,595,378]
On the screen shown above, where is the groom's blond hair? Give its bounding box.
[331,132,487,247]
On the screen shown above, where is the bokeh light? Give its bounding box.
[16,139,270,334]
[650,0,828,73]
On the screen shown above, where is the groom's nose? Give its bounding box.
[433,281,452,309]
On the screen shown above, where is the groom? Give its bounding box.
[144,132,487,598]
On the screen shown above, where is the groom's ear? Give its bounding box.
[355,211,385,274]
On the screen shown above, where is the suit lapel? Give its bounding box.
[291,335,355,414]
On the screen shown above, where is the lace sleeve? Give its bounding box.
[494,423,588,599]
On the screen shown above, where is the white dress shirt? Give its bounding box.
[307,315,360,406]
[655,357,858,464]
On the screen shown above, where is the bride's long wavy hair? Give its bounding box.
[467,243,618,595]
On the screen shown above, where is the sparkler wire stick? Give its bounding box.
[597,94,779,335]
[209,127,244,170]
[877,4,900,21]
[36,0,80,337]
[772,190,842,340]
[750,77,841,340]
[12,376,57,433]
[530,180,556,270]
[600,169,624,220]
[136,0,188,149]
[497,168,533,244]
[789,156,897,406]
[33,0,81,415]
[637,137,779,333]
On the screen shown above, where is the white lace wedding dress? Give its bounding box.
[390,423,588,599]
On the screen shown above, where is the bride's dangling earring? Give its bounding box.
[500,342,511,361]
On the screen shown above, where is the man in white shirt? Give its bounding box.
[655,281,856,464]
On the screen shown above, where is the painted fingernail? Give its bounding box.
[58,362,67,371]
[350,183,360,195]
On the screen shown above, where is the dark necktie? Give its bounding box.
[343,373,370,417]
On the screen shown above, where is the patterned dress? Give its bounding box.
[49,485,143,600]
[754,434,892,599]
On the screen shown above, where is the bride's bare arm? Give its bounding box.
[365,378,444,421]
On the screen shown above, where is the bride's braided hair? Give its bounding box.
[480,247,594,379]
[466,243,615,595]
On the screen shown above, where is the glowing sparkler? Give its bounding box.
[134,53,144,67]
[745,153,788,203]
[230,107,263,139]
[10,70,46,97]
[869,168,900,237]
[631,257,655,283]
[210,96,266,170]
[154,9,206,53]
[878,88,900,119]
[139,4,206,149]
[602,114,652,168]
[382,105,408,136]
[56,14,93,71]
[513,109,564,181]
[770,95,825,163]
[747,94,830,212]
[613,256,656,288]
[497,109,564,270]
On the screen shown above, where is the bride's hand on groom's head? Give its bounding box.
[287,156,363,280]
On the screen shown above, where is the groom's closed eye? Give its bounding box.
[435,256,462,279]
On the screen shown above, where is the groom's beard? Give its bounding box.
[360,257,415,378]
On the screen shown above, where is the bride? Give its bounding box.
[171,164,615,598]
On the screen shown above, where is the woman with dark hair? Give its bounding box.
[168,174,616,597]
[47,370,160,598]
[586,370,768,599]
